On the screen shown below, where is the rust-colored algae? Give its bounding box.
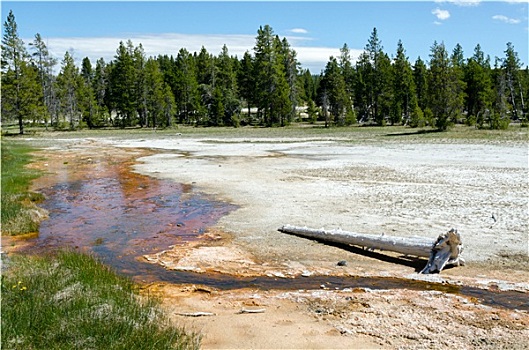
[18,146,236,282]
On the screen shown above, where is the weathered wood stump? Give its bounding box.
[278,225,464,274]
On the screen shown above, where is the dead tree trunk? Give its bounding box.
[278,225,464,274]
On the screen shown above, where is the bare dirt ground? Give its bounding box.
[10,130,529,349]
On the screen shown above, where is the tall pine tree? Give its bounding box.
[1,10,41,134]
[464,44,493,127]
[319,57,348,126]
[392,40,416,125]
[428,41,464,130]
[30,33,57,128]
[56,51,81,129]
[501,42,524,121]
[174,48,200,125]
[110,41,138,127]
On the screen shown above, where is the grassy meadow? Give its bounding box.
[1,250,200,349]
[2,122,527,148]
[1,140,45,236]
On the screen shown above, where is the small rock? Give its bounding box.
[337,260,347,266]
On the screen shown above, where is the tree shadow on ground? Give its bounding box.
[384,129,443,137]
[307,237,428,273]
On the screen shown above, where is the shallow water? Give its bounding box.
[21,153,236,281]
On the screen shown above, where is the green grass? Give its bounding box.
[18,122,528,144]
[1,250,201,350]
[1,140,45,236]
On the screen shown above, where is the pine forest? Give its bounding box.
[2,10,528,134]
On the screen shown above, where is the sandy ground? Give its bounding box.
[11,133,529,349]
[109,137,528,268]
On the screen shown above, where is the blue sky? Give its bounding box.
[2,1,527,73]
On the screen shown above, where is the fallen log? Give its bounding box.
[176,312,216,317]
[277,225,464,274]
[237,308,266,314]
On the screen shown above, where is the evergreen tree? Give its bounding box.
[157,54,178,98]
[278,37,299,124]
[339,43,356,123]
[252,26,292,126]
[1,11,26,69]
[319,57,348,125]
[501,42,524,120]
[29,33,57,128]
[56,51,81,129]
[305,99,319,124]
[78,57,99,128]
[253,25,275,125]
[134,44,148,127]
[143,57,166,128]
[356,28,392,125]
[110,41,138,127]
[354,51,371,123]
[365,28,385,124]
[375,52,393,126]
[81,56,93,81]
[1,10,34,134]
[464,44,493,127]
[270,35,292,126]
[339,43,355,97]
[162,83,176,127]
[392,40,416,125]
[520,67,529,124]
[428,41,464,130]
[174,48,200,125]
[413,56,429,114]
[196,46,214,86]
[2,61,44,130]
[238,51,255,121]
[364,28,382,122]
[93,58,110,123]
[298,69,315,103]
[449,43,467,124]
[491,57,511,128]
[194,46,217,125]
[215,44,240,126]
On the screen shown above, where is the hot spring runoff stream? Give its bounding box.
[18,149,529,312]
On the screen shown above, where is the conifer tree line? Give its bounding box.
[2,10,528,134]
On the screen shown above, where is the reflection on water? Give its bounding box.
[22,154,236,282]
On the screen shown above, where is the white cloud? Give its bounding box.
[31,32,351,74]
[492,14,522,24]
[432,8,451,20]
[289,28,309,34]
[435,0,481,6]
[295,46,364,73]
[39,33,255,65]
